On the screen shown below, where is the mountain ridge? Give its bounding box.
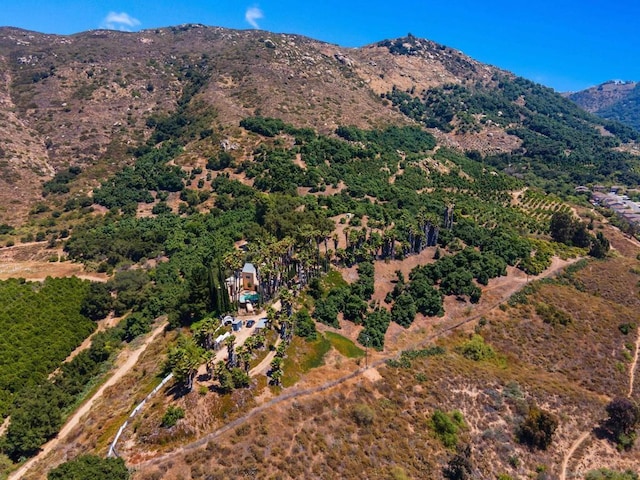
[0,25,638,227]
[566,80,640,131]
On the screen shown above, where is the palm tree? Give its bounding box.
[192,317,220,350]
[269,357,284,386]
[225,334,237,368]
[344,227,351,250]
[368,231,383,260]
[266,306,277,330]
[236,345,252,373]
[243,335,257,354]
[279,288,294,318]
[167,336,204,392]
[382,230,396,259]
[253,331,266,350]
[223,250,244,305]
[204,350,214,379]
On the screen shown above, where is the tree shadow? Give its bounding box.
[167,382,190,400]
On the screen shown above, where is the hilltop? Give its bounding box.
[567,80,640,131]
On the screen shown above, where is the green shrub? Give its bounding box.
[458,335,495,361]
[517,405,558,450]
[294,309,317,340]
[585,469,639,480]
[535,302,572,326]
[161,405,185,428]
[48,455,129,480]
[431,410,465,448]
[619,322,636,335]
[351,404,375,427]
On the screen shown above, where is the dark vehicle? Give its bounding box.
[246,319,256,328]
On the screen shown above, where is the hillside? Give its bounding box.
[1,25,640,480]
[567,81,640,131]
[0,27,639,227]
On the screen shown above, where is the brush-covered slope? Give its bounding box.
[0,27,639,227]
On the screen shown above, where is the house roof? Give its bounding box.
[256,319,267,329]
[242,263,257,274]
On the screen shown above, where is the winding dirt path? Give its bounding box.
[249,337,282,377]
[560,311,640,480]
[560,431,591,480]
[9,317,168,480]
[134,256,578,470]
[628,327,640,398]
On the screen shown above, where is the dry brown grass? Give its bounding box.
[483,281,636,398]
[130,335,615,480]
[576,255,640,309]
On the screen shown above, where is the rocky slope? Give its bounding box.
[0,26,528,225]
[0,26,637,227]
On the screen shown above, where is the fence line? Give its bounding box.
[108,373,174,457]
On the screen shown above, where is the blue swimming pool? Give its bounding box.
[239,292,260,303]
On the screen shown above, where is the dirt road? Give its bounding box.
[560,430,591,480]
[9,318,168,480]
[194,301,281,383]
[249,337,282,377]
[628,327,640,398]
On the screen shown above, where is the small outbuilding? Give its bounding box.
[213,332,231,350]
[231,318,243,332]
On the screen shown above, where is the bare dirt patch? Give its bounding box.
[0,260,108,282]
[362,368,382,382]
[0,242,107,281]
[371,246,439,305]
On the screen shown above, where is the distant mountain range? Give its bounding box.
[566,81,640,131]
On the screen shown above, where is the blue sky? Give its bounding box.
[2,0,638,92]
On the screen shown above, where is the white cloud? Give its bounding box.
[101,12,141,31]
[245,6,263,29]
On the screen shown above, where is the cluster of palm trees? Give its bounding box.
[222,230,329,307]
[168,314,272,392]
[334,211,442,267]
[171,205,450,391]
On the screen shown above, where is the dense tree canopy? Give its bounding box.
[47,455,129,480]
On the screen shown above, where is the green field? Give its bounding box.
[325,331,365,358]
[282,335,332,387]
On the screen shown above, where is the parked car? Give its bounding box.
[246,320,255,328]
